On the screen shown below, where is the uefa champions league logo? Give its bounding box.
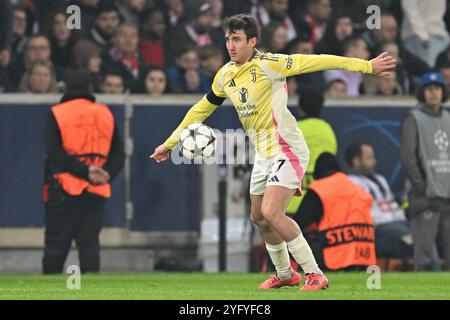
[434,130,449,152]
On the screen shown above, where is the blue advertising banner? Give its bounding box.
[0,101,414,229]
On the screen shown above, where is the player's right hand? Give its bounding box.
[150,144,170,163]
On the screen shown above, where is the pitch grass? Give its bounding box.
[0,272,449,300]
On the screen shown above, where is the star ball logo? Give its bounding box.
[239,87,248,103]
[434,130,449,152]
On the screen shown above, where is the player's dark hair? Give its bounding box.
[314,152,341,180]
[345,142,367,167]
[223,14,260,41]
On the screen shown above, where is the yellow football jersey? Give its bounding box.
[164,50,372,157]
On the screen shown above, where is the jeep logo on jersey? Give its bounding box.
[239,88,248,103]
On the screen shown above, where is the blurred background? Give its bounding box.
[1,0,449,274]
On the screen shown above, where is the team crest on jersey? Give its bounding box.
[239,87,248,103]
[250,68,256,83]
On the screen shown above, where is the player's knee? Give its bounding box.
[261,206,283,224]
[250,210,263,226]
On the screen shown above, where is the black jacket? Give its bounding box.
[44,93,125,185]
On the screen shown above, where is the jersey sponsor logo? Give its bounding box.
[320,224,375,247]
[229,79,236,87]
[238,87,248,103]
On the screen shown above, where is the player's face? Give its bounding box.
[225,29,256,65]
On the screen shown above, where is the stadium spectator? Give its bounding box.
[207,0,224,29]
[222,0,252,17]
[251,0,297,42]
[295,0,332,44]
[362,12,430,93]
[18,60,59,93]
[161,0,184,27]
[117,0,147,27]
[10,6,29,63]
[401,0,450,68]
[363,12,399,54]
[101,24,145,92]
[71,40,103,92]
[375,71,403,96]
[438,61,450,91]
[138,7,168,68]
[315,13,353,56]
[166,46,210,94]
[294,152,376,271]
[371,41,411,95]
[324,35,370,96]
[262,21,288,54]
[434,44,450,73]
[167,0,222,66]
[286,89,337,216]
[288,37,325,93]
[74,0,101,35]
[85,2,121,51]
[346,142,413,263]
[324,78,347,97]
[288,37,314,55]
[42,8,81,69]
[101,72,125,93]
[400,71,450,271]
[0,0,13,69]
[42,68,124,274]
[198,44,224,84]
[7,34,54,91]
[143,67,167,95]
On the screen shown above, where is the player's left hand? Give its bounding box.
[370,51,396,77]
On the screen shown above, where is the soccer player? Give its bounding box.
[150,14,395,291]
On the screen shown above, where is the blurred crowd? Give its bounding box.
[1,0,450,97]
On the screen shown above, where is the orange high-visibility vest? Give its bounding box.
[51,98,114,198]
[308,172,376,270]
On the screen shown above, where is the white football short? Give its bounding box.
[249,150,308,196]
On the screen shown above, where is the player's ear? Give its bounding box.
[248,36,257,48]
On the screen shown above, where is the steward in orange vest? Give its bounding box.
[43,69,124,274]
[294,152,376,271]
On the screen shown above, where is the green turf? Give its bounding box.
[0,272,449,300]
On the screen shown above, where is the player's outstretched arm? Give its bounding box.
[294,52,396,76]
